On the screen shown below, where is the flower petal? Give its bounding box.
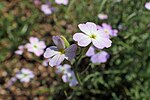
[52,36,65,50]
[92,37,112,49]
[38,41,46,49]
[73,33,91,47]
[65,44,77,61]
[86,46,95,57]
[49,54,65,67]
[29,37,39,44]
[78,22,97,35]
[34,49,44,56]
[91,51,109,64]
[44,46,59,58]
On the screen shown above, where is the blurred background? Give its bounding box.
[0,0,150,99]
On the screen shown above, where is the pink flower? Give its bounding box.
[16,68,34,83]
[26,37,46,56]
[97,23,118,37]
[73,22,112,49]
[15,45,25,55]
[41,4,52,15]
[55,0,68,5]
[145,2,150,10]
[98,13,108,20]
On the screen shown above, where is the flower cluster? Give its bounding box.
[56,64,78,87]
[40,0,69,15]
[73,22,112,49]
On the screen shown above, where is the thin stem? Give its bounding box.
[98,0,107,13]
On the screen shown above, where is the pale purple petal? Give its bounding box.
[112,29,118,37]
[92,37,112,49]
[55,0,68,5]
[73,33,91,47]
[86,46,95,57]
[49,54,65,67]
[65,44,77,61]
[34,49,44,56]
[98,13,108,20]
[52,36,65,50]
[41,4,52,15]
[15,50,23,55]
[38,41,46,49]
[29,37,39,44]
[62,74,69,82]
[78,22,97,35]
[56,64,71,74]
[91,51,109,64]
[44,46,59,58]
[25,43,34,52]
[21,78,30,83]
[21,68,33,74]
[42,59,50,67]
[145,2,150,10]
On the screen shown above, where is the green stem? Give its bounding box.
[98,0,107,13]
[73,46,91,85]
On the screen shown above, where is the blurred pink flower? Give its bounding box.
[41,4,52,15]
[33,0,41,6]
[55,0,68,5]
[97,23,118,37]
[26,37,46,56]
[16,68,34,83]
[15,45,25,55]
[98,13,108,20]
[145,2,150,10]
[73,22,112,49]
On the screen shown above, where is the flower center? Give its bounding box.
[104,29,109,34]
[23,74,28,77]
[59,49,65,54]
[90,34,96,39]
[34,45,38,48]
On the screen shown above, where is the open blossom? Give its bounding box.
[86,46,109,64]
[16,68,34,83]
[73,22,112,49]
[41,4,53,15]
[44,36,77,67]
[97,23,118,37]
[15,45,25,55]
[98,13,108,20]
[55,0,68,5]
[145,2,150,10]
[25,37,46,56]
